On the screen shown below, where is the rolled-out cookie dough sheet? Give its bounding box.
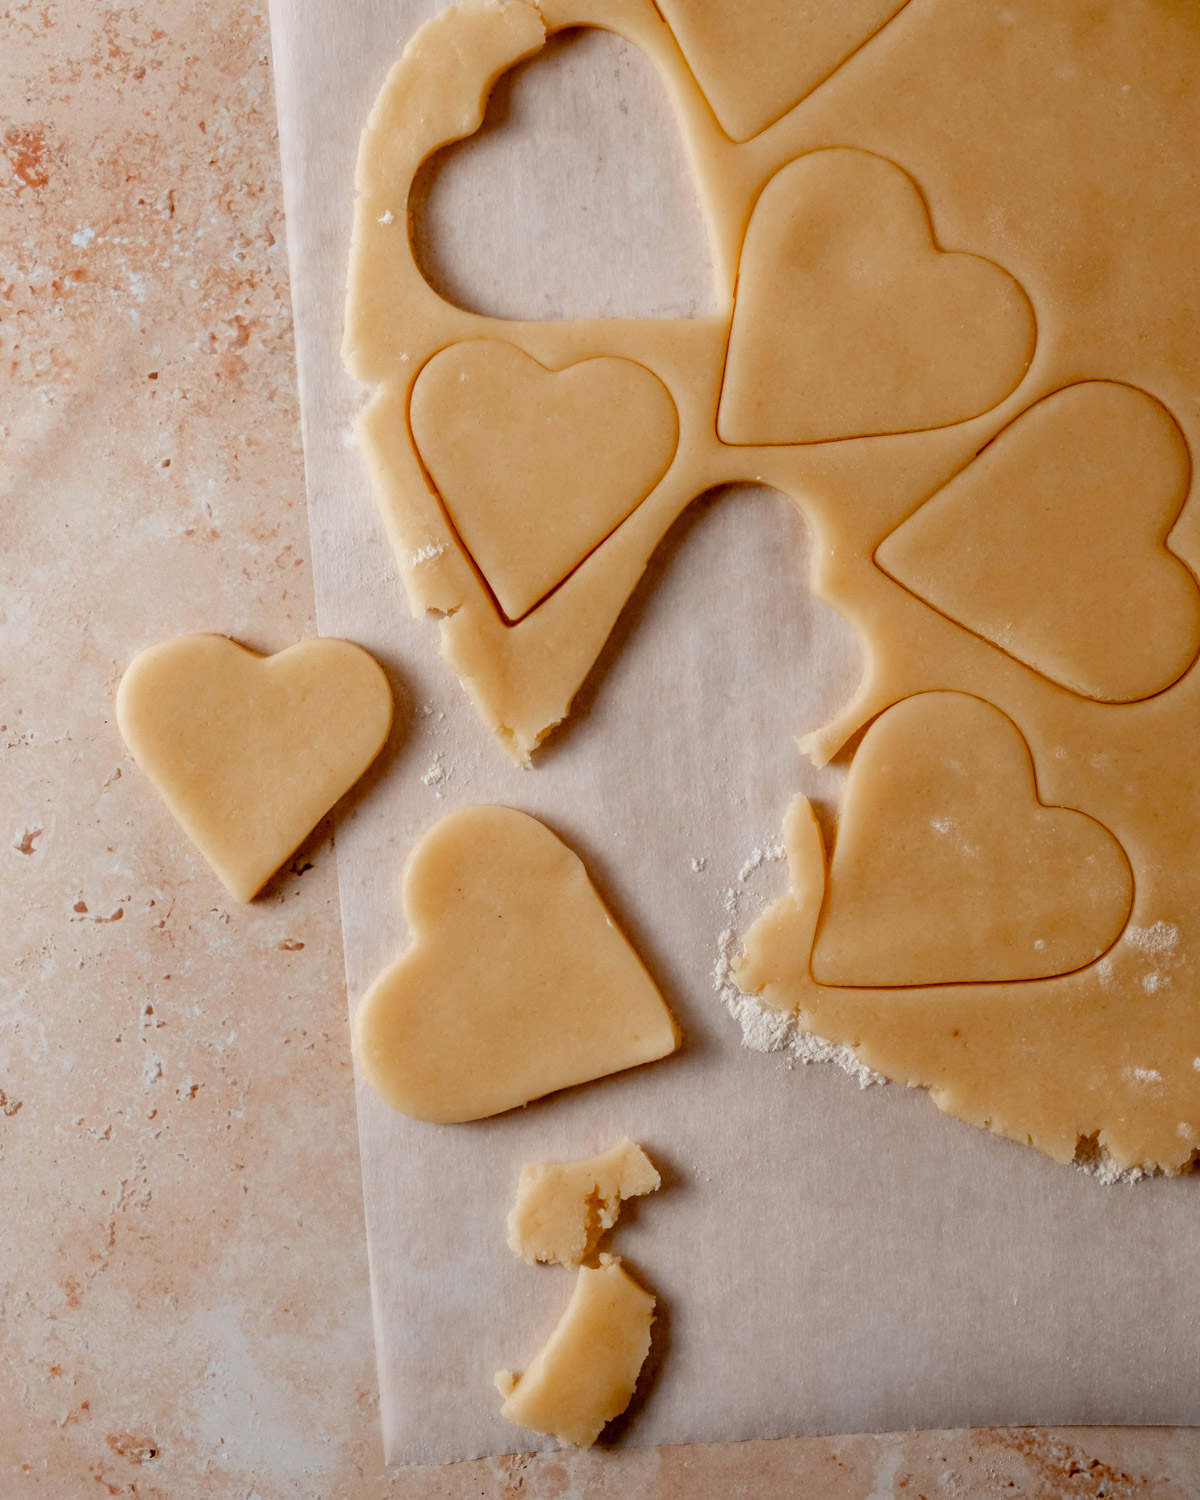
[266,0,1200,1465]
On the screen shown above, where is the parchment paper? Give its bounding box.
[266,0,1200,1465]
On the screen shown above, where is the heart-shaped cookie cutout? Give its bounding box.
[717,149,1035,445]
[877,381,1200,702]
[657,0,912,142]
[352,805,679,1122]
[117,635,393,902]
[812,693,1132,987]
[410,340,678,622]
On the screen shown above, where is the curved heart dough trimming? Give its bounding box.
[352,805,679,1122]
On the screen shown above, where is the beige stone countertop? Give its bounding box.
[3,2,1199,1495]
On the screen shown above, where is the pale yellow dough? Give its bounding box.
[717,149,1034,445]
[495,1256,655,1448]
[352,806,679,1123]
[877,382,1199,703]
[116,636,393,903]
[507,1138,660,1265]
[348,0,1200,1169]
[410,341,678,622]
[809,693,1132,988]
[654,0,911,143]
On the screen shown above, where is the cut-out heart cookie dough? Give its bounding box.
[717,149,1035,445]
[654,0,912,143]
[877,382,1200,703]
[810,693,1132,988]
[350,0,1200,1168]
[116,636,393,903]
[410,340,678,621]
[352,806,679,1122]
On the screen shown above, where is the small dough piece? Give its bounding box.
[116,635,393,902]
[352,807,679,1122]
[507,1139,660,1265]
[811,693,1133,987]
[877,381,1200,703]
[655,0,911,142]
[410,341,678,622]
[495,1256,655,1448]
[717,149,1035,445]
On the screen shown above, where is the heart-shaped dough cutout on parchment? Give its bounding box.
[117,635,393,902]
[717,149,1036,445]
[410,340,679,622]
[811,692,1133,987]
[656,0,912,143]
[353,805,680,1122]
[876,381,1200,702]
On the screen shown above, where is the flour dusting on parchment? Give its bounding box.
[712,843,1159,1177]
[711,839,885,1090]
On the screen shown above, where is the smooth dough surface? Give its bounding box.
[653,0,911,143]
[116,635,393,902]
[877,381,1199,702]
[809,693,1132,988]
[346,0,1200,1169]
[507,1138,660,1265]
[495,1256,655,1447]
[717,149,1035,444]
[352,806,679,1123]
[411,341,678,621]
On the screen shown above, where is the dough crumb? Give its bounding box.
[496,1257,655,1448]
[1073,1131,1149,1185]
[507,1139,660,1265]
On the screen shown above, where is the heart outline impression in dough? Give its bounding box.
[353,805,680,1122]
[410,340,679,622]
[116,635,394,903]
[717,148,1036,445]
[654,0,914,143]
[876,380,1200,703]
[810,692,1134,988]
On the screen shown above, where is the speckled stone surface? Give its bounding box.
[3,2,1199,1494]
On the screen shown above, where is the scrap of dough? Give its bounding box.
[410,341,679,621]
[811,693,1133,987]
[352,807,679,1122]
[654,0,911,142]
[718,149,1035,444]
[507,1138,661,1265]
[115,636,393,903]
[495,1256,655,1448]
[877,381,1200,703]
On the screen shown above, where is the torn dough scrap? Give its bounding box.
[495,1255,655,1448]
[507,1138,660,1265]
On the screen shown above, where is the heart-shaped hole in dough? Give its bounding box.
[410,27,714,321]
